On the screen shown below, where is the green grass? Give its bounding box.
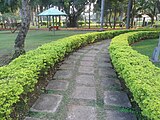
[132,38,160,67]
[0,30,91,57]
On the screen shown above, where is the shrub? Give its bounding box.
[109,31,160,120]
[0,29,136,119]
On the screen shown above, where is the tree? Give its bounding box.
[5,0,31,59]
[126,0,132,29]
[100,0,105,30]
[64,0,89,27]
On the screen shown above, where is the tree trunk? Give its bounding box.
[151,16,154,25]
[113,7,117,29]
[142,17,145,27]
[12,0,31,59]
[126,0,132,29]
[130,0,135,28]
[108,9,112,28]
[89,0,91,29]
[100,0,105,30]
[157,1,160,13]
[40,6,43,26]
[31,8,34,26]
[68,15,78,27]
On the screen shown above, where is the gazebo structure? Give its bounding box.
[38,8,67,31]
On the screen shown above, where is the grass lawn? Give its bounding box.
[132,38,160,67]
[0,30,91,55]
[0,30,92,66]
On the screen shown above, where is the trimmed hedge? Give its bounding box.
[109,31,160,120]
[0,29,136,119]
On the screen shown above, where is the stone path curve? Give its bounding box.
[25,40,137,120]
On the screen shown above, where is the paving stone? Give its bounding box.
[105,110,137,120]
[81,46,92,50]
[72,86,96,100]
[59,64,75,70]
[46,80,69,91]
[104,91,131,108]
[63,59,77,65]
[80,61,94,67]
[78,66,94,74]
[83,53,97,57]
[68,55,81,60]
[97,58,110,63]
[93,42,104,45]
[24,117,42,120]
[99,53,110,58]
[99,68,117,77]
[101,49,109,54]
[30,94,62,113]
[76,75,95,86]
[101,78,122,90]
[87,50,99,54]
[82,56,95,61]
[92,46,104,50]
[54,70,73,79]
[77,49,89,52]
[98,63,113,68]
[72,52,84,56]
[66,105,97,120]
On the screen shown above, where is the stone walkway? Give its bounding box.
[25,40,137,120]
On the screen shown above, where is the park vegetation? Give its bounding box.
[0,29,134,119]
[0,0,160,58]
[109,31,160,120]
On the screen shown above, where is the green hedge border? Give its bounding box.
[0,29,136,119]
[109,31,160,120]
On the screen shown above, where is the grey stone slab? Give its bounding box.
[78,66,94,74]
[82,56,95,61]
[63,59,77,65]
[46,80,69,91]
[98,63,113,68]
[93,42,104,45]
[101,49,110,54]
[99,69,117,77]
[77,49,88,53]
[98,54,110,59]
[92,46,104,50]
[104,91,131,108]
[76,75,95,86]
[97,57,111,63]
[80,61,94,67]
[30,94,62,113]
[66,105,97,120]
[68,55,81,60]
[54,70,73,79]
[59,64,75,70]
[101,78,122,90]
[24,117,42,120]
[83,53,97,57]
[72,52,84,56]
[87,50,99,54]
[105,110,137,120]
[81,46,92,50]
[72,86,96,100]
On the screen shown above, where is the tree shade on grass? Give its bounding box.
[132,38,160,67]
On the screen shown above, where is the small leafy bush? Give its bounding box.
[0,29,136,119]
[109,31,160,120]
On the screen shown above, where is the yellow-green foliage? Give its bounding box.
[109,31,160,120]
[0,30,134,119]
